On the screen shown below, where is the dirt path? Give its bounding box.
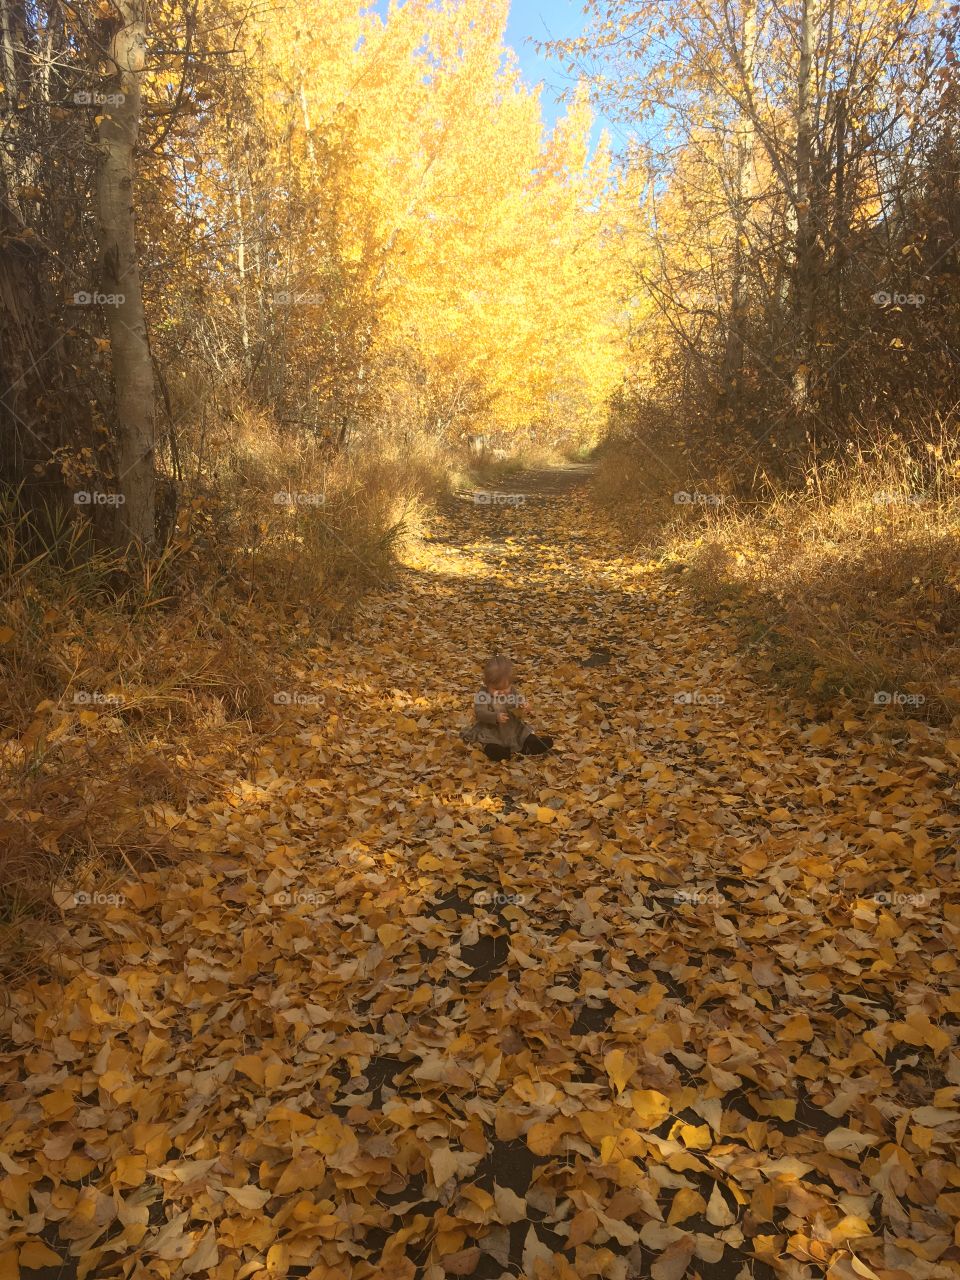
[3,470,959,1280]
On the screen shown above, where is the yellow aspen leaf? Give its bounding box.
[526,1122,560,1156]
[19,1242,62,1268]
[604,1048,634,1093]
[522,1224,554,1277]
[741,847,769,871]
[635,982,668,1012]
[308,1115,350,1156]
[545,985,577,1002]
[224,1184,271,1211]
[706,1184,736,1227]
[849,1255,882,1279]
[39,1089,75,1118]
[668,1187,706,1224]
[114,1154,147,1187]
[429,1144,461,1187]
[580,1108,618,1143]
[632,1089,671,1127]
[756,1097,796,1121]
[377,922,405,947]
[234,1055,265,1085]
[141,1032,166,1067]
[495,1107,526,1141]
[829,1216,872,1245]
[264,1060,287,1088]
[671,1121,712,1150]
[493,1183,527,1224]
[266,1242,290,1277]
[566,1209,598,1247]
[751,1182,776,1224]
[651,1236,696,1280]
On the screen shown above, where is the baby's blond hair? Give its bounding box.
[483,654,513,686]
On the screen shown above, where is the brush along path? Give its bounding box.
[3,467,960,1280]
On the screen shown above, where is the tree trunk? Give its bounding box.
[0,0,22,206]
[830,86,847,422]
[299,80,316,164]
[230,165,250,370]
[722,0,758,418]
[95,0,156,548]
[792,0,817,427]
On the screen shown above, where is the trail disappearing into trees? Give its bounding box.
[6,469,959,1280]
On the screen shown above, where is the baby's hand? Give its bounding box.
[497,713,510,724]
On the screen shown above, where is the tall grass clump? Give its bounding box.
[595,411,960,722]
[0,410,457,970]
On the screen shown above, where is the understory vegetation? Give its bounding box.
[595,417,960,722]
[1,0,959,1272]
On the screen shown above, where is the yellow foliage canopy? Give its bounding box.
[218,0,626,442]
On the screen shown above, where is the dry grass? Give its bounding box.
[596,422,960,723]
[175,409,452,601]
[466,428,574,487]
[0,412,455,969]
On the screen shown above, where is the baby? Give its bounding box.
[461,654,554,761]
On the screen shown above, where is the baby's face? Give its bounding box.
[487,677,512,695]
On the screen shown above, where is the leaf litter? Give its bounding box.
[1,469,959,1280]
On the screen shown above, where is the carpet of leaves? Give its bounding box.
[2,468,960,1280]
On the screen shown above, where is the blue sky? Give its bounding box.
[503,0,585,131]
[362,0,629,153]
[504,0,628,151]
